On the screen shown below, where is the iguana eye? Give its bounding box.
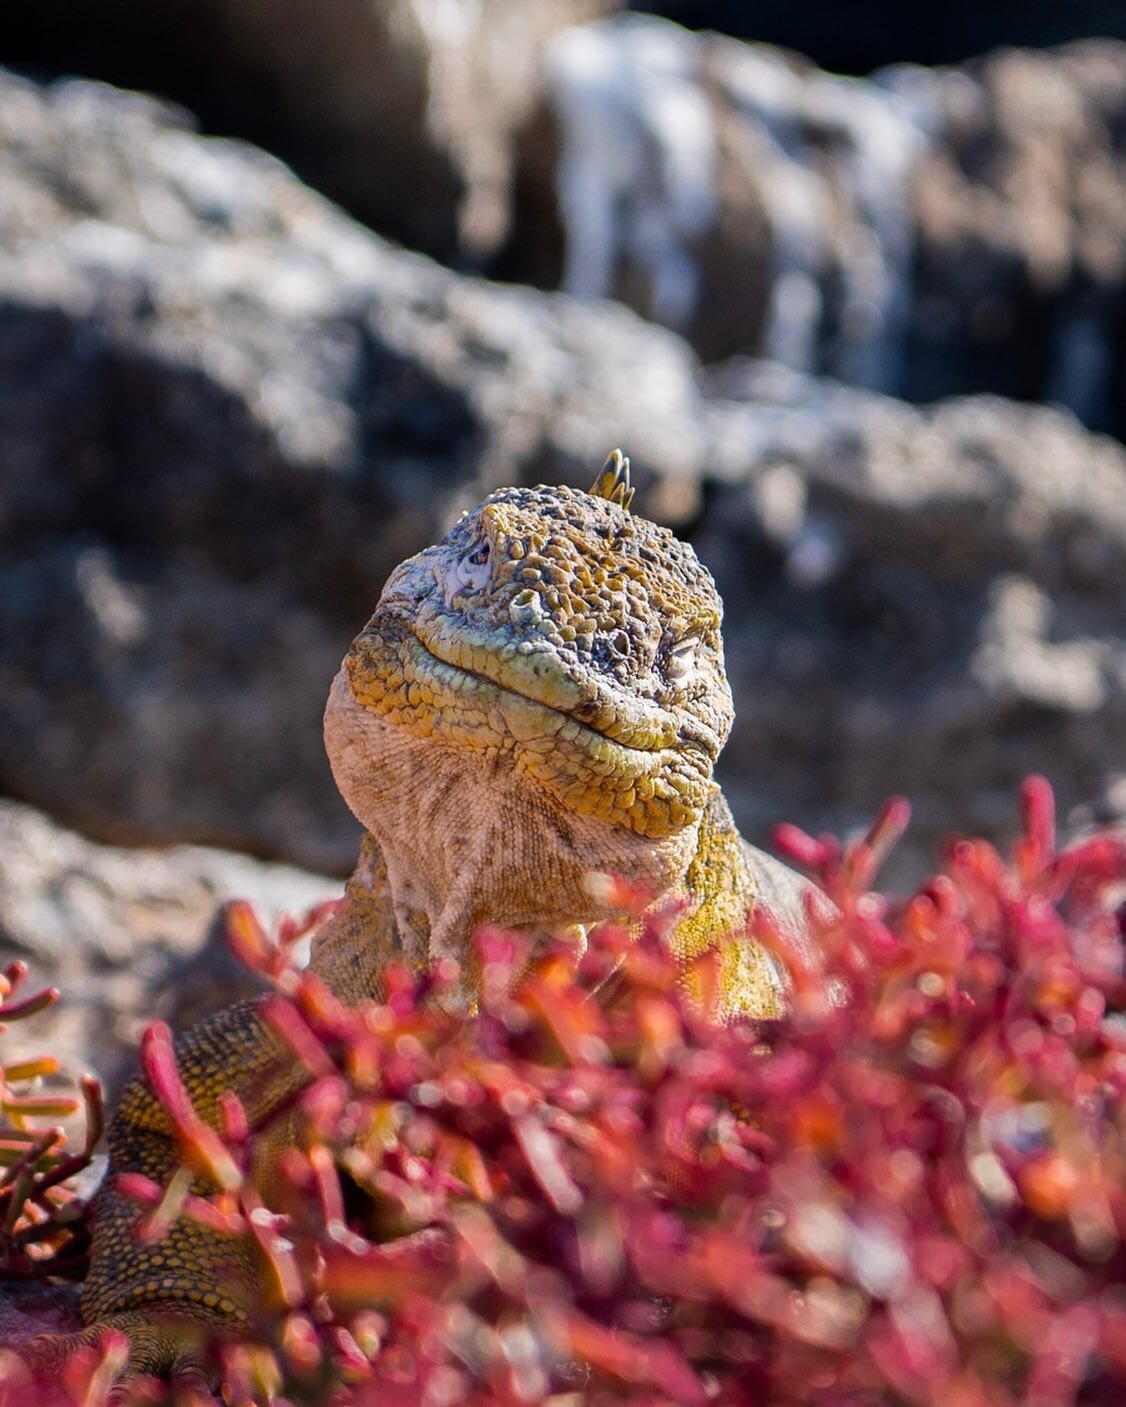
[455,540,491,592]
[664,635,700,682]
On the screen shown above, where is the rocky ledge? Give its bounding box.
[1,65,1124,892]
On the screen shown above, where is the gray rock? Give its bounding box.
[631,1,1126,72]
[515,17,1126,437]
[1,65,1124,894]
[7,8,1123,442]
[0,800,336,1100]
[0,68,710,870]
[695,363,1126,881]
[902,42,1126,432]
[2,0,618,265]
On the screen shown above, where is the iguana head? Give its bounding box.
[326,454,734,843]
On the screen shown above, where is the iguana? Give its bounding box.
[36,454,822,1380]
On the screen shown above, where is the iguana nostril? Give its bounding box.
[612,630,630,657]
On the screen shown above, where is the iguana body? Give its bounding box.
[64,458,819,1377]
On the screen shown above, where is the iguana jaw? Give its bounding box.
[404,607,688,754]
[343,613,714,839]
[323,667,705,953]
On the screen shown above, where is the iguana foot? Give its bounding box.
[23,1311,220,1395]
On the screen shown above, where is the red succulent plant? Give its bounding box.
[9,779,1126,1405]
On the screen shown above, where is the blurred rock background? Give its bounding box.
[1,2,1124,1094]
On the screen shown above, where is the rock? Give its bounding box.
[0,68,710,870]
[902,43,1126,431]
[5,9,1123,441]
[2,0,618,266]
[515,16,1126,437]
[2,0,616,265]
[0,800,336,1101]
[694,362,1126,881]
[0,65,1124,892]
[629,1,1126,76]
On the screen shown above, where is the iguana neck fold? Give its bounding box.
[321,668,705,1006]
[320,480,781,1014]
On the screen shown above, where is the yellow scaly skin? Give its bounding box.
[38,455,814,1379]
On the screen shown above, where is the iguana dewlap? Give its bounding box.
[63,455,819,1378]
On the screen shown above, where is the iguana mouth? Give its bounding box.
[344,614,716,838]
[407,609,693,753]
[403,624,659,754]
[363,594,711,752]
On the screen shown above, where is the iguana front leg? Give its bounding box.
[36,999,297,1380]
[29,848,403,1383]
[18,1003,291,1384]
